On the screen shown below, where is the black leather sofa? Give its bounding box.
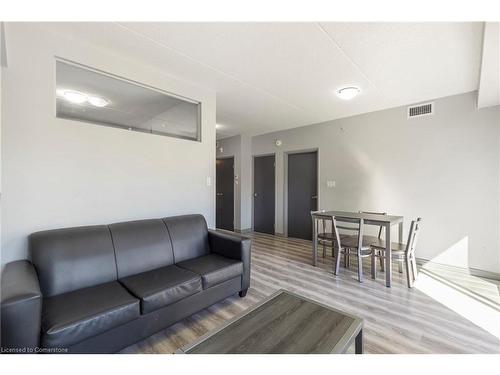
[1,214,251,353]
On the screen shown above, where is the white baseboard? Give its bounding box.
[416,257,500,281]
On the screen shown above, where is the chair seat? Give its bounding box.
[340,235,379,250]
[177,254,243,289]
[42,281,140,348]
[370,239,407,253]
[119,265,202,314]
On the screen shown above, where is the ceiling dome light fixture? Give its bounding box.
[88,96,110,107]
[62,90,88,104]
[337,86,360,100]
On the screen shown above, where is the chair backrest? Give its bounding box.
[359,211,387,238]
[332,216,364,249]
[311,210,331,235]
[334,218,362,235]
[405,218,422,256]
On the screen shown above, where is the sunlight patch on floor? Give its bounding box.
[415,273,500,339]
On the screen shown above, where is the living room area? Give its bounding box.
[1,0,499,373]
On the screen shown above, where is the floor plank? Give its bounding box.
[121,232,500,354]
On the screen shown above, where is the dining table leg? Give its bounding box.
[312,216,318,266]
[385,223,392,287]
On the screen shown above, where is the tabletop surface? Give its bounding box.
[180,290,362,354]
[313,210,403,224]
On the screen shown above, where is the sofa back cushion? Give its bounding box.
[163,214,210,263]
[29,225,117,297]
[109,219,174,278]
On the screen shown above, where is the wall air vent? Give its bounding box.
[407,102,434,119]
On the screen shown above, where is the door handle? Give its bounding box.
[311,195,318,199]
[254,193,258,197]
[217,193,224,196]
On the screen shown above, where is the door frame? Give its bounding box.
[284,148,320,238]
[216,156,235,231]
[251,152,277,233]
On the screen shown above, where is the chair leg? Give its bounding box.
[405,256,413,288]
[371,251,376,279]
[344,249,349,268]
[322,242,326,258]
[357,250,363,283]
[334,247,341,275]
[398,261,403,273]
[410,256,418,283]
[379,250,385,272]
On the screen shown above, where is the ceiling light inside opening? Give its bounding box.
[88,96,110,107]
[62,90,88,104]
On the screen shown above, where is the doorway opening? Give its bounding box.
[253,154,275,235]
[286,150,318,240]
[216,157,234,231]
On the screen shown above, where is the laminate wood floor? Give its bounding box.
[121,232,500,354]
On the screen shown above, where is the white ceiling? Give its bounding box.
[36,22,485,139]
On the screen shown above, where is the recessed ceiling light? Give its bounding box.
[337,87,360,100]
[88,96,110,107]
[62,90,88,104]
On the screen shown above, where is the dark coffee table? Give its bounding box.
[177,289,363,354]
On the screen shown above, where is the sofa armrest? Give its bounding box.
[1,260,42,352]
[208,230,251,291]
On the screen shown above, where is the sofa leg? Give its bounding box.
[239,289,248,298]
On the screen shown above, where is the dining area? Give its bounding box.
[311,211,422,288]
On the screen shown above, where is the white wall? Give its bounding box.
[252,92,500,273]
[1,23,216,266]
[1,23,4,261]
[240,135,252,230]
[217,134,252,231]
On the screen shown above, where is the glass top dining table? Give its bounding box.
[311,210,404,287]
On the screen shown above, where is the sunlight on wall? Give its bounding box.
[415,273,500,339]
[426,236,469,269]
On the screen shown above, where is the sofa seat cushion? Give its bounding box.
[119,265,202,314]
[41,281,140,348]
[177,254,243,289]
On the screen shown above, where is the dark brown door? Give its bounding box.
[253,155,275,234]
[287,151,318,240]
[216,157,234,231]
